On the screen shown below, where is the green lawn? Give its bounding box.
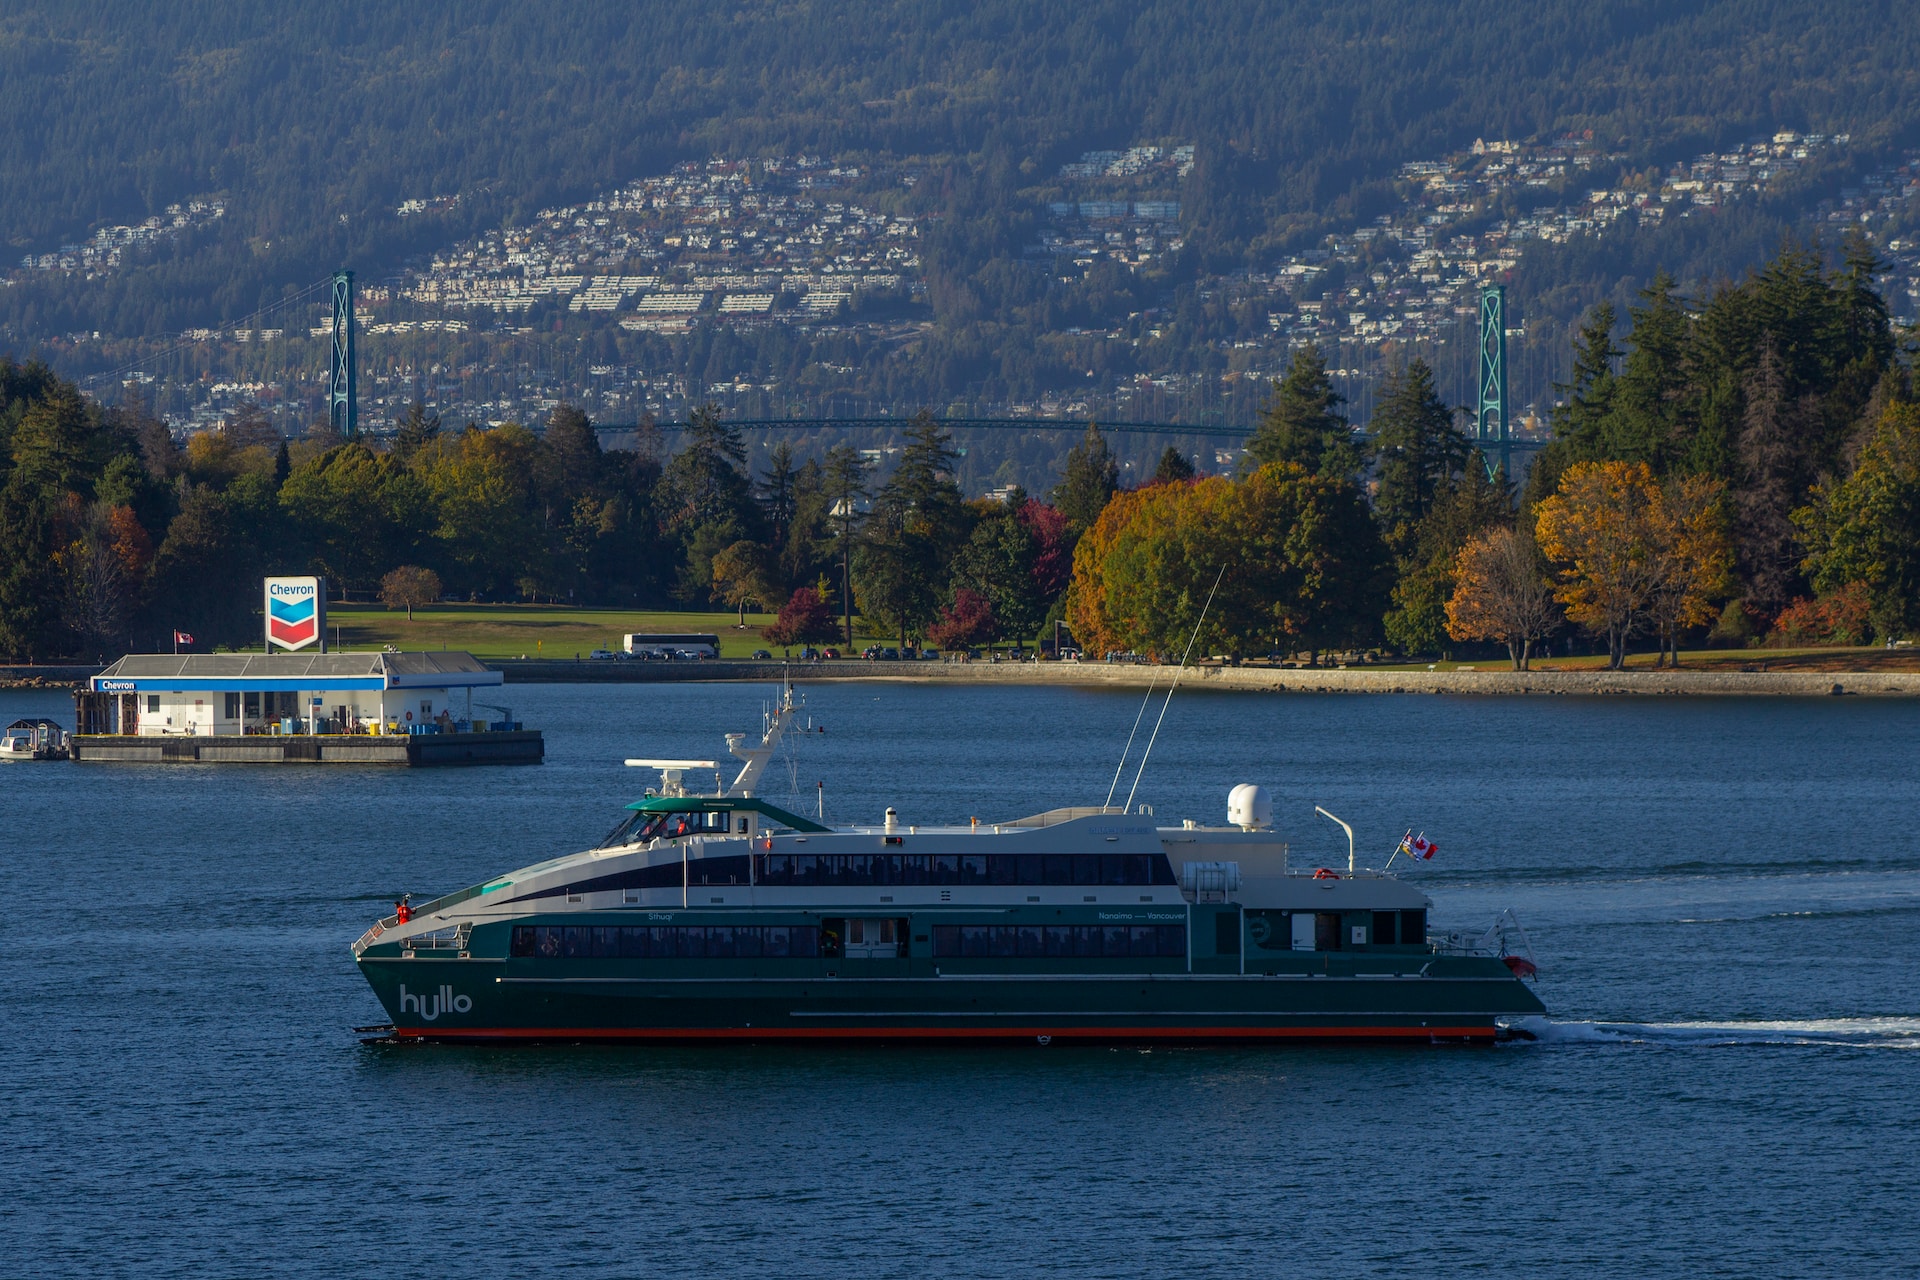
[326,605,882,660]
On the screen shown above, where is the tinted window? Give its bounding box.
[1400,909,1427,947]
[1214,913,1240,955]
[1372,911,1398,946]
[510,925,535,957]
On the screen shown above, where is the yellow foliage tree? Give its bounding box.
[1534,460,1730,669]
[1645,474,1733,666]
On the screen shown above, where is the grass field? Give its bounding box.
[327,605,885,660]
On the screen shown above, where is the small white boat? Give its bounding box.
[1,718,69,761]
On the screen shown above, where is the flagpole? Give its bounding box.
[1385,828,1410,873]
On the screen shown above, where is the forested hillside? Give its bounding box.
[3,0,1918,336]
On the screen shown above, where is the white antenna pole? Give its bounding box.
[1315,806,1355,875]
[1123,564,1227,815]
[1103,668,1162,811]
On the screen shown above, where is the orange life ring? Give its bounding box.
[1312,868,1340,880]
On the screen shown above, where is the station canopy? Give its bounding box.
[89,651,503,693]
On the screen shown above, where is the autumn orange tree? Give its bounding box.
[1065,462,1387,662]
[1444,527,1558,669]
[1534,460,1730,668]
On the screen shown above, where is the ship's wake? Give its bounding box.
[1507,1015,1920,1049]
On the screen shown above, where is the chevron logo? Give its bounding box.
[265,577,323,651]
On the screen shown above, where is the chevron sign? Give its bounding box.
[265,576,325,651]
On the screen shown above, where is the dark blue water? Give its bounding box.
[4,681,1917,1277]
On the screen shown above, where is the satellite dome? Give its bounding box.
[1227,783,1272,831]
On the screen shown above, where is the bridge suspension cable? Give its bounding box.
[76,275,338,393]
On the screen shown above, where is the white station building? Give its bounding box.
[85,651,507,737]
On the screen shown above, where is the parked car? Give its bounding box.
[588,648,616,660]
[862,646,883,659]
[882,647,900,660]
[920,648,940,660]
[751,649,772,660]
[821,648,840,659]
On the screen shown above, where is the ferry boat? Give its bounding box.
[351,684,1545,1044]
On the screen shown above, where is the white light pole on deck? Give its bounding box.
[1314,806,1355,876]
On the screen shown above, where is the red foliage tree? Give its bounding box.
[1017,499,1072,599]
[927,587,996,650]
[762,587,840,648]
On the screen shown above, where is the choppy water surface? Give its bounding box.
[4,682,1917,1277]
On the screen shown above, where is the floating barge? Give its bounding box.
[71,651,542,766]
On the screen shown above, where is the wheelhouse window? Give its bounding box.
[599,808,741,849]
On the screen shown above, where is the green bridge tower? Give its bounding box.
[1476,283,1509,481]
[328,269,358,438]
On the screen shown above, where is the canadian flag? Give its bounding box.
[173,630,194,646]
[1408,833,1436,860]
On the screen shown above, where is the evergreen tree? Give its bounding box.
[1735,338,1812,615]
[1150,445,1196,485]
[662,404,756,603]
[391,401,442,462]
[1371,358,1469,540]
[1051,422,1118,537]
[1244,344,1362,478]
[854,412,968,648]
[539,403,601,496]
[821,444,870,644]
[1609,272,1693,469]
[1525,303,1619,508]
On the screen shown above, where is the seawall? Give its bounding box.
[10,660,1915,696]
[486,658,1920,696]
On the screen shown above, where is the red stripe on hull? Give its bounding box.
[391,1024,1497,1044]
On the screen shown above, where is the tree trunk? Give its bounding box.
[1608,628,1625,670]
[406,602,413,621]
[1519,637,1532,672]
[1507,639,1522,670]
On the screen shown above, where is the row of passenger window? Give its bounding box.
[931,923,1186,959]
[510,924,822,960]
[755,852,1176,887]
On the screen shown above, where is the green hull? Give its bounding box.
[359,954,1544,1045]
